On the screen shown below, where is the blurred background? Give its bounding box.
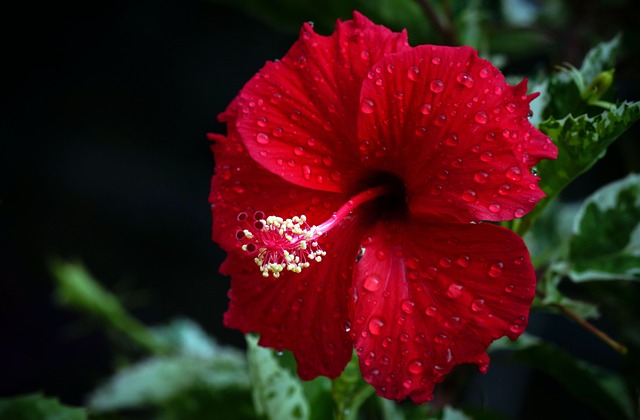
[1,0,638,418]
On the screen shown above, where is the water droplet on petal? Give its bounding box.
[506,166,522,181]
[256,132,270,144]
[445,134,459,147]
[509,323,522,333]
[386,63,395,73]
[474,111,488,124]
[488,203,502,213]
[360,98,375,114]
[272,127,283,137]
[408,359,424,374]
[471,298,485,312]
[480,151,493,162]
[462,189,477,202]
[302,165,312,180]
[407,66,420,81]
[479,67,490,78]
[363,274,382,292]
[257,116,268,127]
[488,262,504,278]
[447,282,464,298]
[456,72,475,88]
[375,250,387,261]
[402,379,412,389]
[484,131,495,142]
[435,114,446,126]
[455,255,470,267]
[360,50,370,60]
[505,283,515,293]
[368,318,384,335]
[498,183,511,195]
[420,103,432,115]
[431,56,442,65]
[506,102,517,113]
[401,299,415,314]
[430,79,444,93]
[514,208,526,218]
[425,306,437,316]
[343,321,351,332]
[474,171,489,184]
[293,146,304,156]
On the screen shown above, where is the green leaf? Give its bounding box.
[246,334,310,420]
[0,394,87,420]
[50,259,168,354]
[541,34,621,119]
[331,352,375,420]
[560,174,640,281]
[88,352,250,412]
[518,101,640,234]
[511,340,635,420]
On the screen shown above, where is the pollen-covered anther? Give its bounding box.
[235,210,325,277]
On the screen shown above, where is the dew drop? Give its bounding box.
[291,110,301,120]
[474,171,489,184]
[302,165,312,180]
[431,56,442,65]
[479,67,490,78]
[488,262,504,278]
[498,183,511,195]
[446,316,461,329]
[386,63,395,73]
[480,151,493,162]
[420,103,432,115]
[514,208,526,218]
[446,282,464,298]
[330,171,341,182]
[456,72,475,88]
[360,98,376,114]
[293,146,304,156]
[257,116,268,127]
[461,189,477,202]
[435,114,447,126]
[407,66,420,81]
[408,359,424,374]
[430,79,444,93]
[402,379,413,389]
[445,134,459,147]
[494,86,503,95]
[363,274,382,292]
[256,132,270,145]
[375,249,387,261]
[474,111,488,124]
[368,318,384,335]
[439,257,452,268]
[505,283,515,293]
[425,306,437,316]
[484,131,495,142]
[506,166,522,181]
[471,298,485,313]
[506,102,517,113]
[272,127,283,137]
[401,299,415,315]
[343,321,351,332]
[509,323,522,334]
[488,203,501,213]
[400,332,409,342]
[360,50,370,60]
[434,333,448,344]
[456,255,471,267]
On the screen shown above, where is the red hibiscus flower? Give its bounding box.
[209,12,557,403]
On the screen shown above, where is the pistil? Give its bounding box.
[235,184,393,277]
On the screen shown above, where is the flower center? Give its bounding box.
[235,184,393,278]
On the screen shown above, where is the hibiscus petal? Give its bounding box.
[209,119,345,253]
[357,45,558,223]
[232,12,410,193]
[350,220,535,403]
[223,217,366,379]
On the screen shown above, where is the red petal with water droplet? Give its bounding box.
[231,12,410,192]
[223,217,366,379]
[357,45,558,223]
[210,112,345,252]
[350,220,535,403]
